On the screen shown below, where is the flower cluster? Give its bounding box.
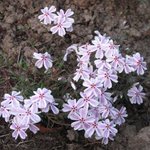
[0,88,59,140]
[1,6,147,146]
[38,6,74,37]
[62,31,146,144]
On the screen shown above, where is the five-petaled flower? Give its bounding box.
[129,53,147,75]
[98,69,118,89]
[70,107,95,131]
[38,6,56,25]
[30,88,54,109]
[127,84,145,104]
[33,52,53,70]
[62,99,83,118]
[50,17,72,37]
[78,92,99,109]
[85,120,103,138]
[112,107,128,125]
[83,78,102,96]
[99,119,118,138]
[2,91,23,107]
[11,104,41,125]
[10,117,29,140]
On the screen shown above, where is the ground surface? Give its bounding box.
[0,0,150,150]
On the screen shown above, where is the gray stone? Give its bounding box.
[127,126,150,150]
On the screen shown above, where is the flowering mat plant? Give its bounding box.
[0,2,149,149]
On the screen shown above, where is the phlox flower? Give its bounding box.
[11,104,41,125]
[98,69,118,89]
[77,56,89,68]
[92,37,104,59]
[99,103,115,118]
[88,106,102,121]
[30,88,54,109]
[106,49,124,72]
[104,40,120,58]
[73,67,90,82]
[38,6,57,25]
[92,33,109,59]
[78,92,99,109]
[55,9,74,32]
[10,116,29,140]
[57,9,74,25]
[85,120,103,138]
[127,84,145,104]
[94,59,111,70]
[99,119,118,138]
[62,99,83,118]
[129,53,147,75]
[70,107,95,130]
[123,55,134,74]
[78,43,95,61]
[33,52,53,70]
[83,78,102,97]
[50,17,72,37]
[98,88,112,105]
[112,107,128,125]
[2,91,23,107]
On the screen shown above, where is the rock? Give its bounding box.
[127,126,150,150]
[66,144,84,150]
[122,125,137,140]
[94,147,105,150]
[67,129,78,142]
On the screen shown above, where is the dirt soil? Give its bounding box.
[0,0,150,150]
